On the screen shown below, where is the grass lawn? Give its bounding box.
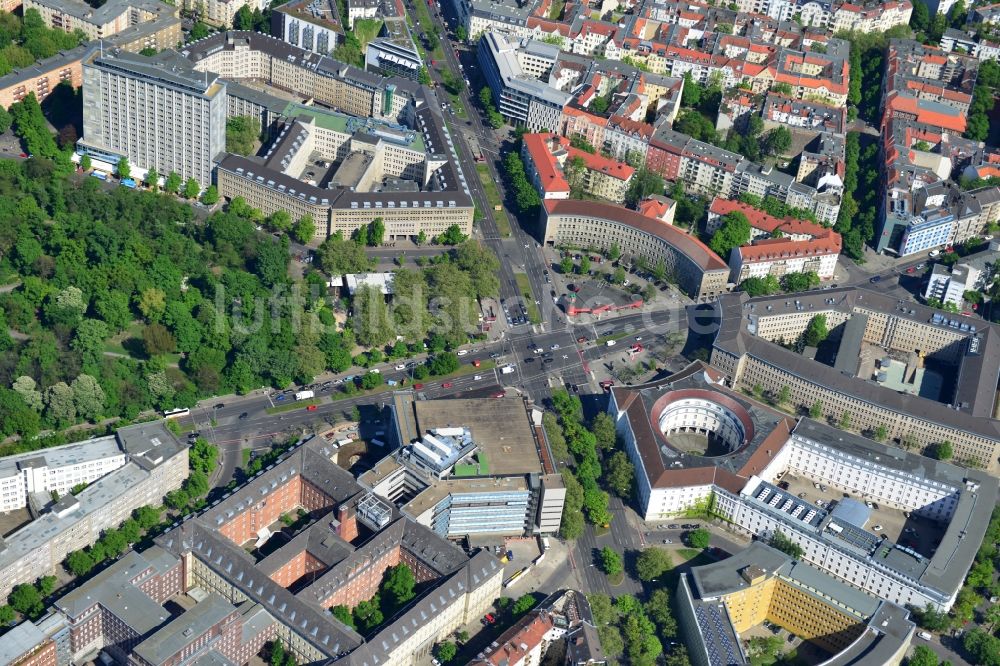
[353,18,383,49]
[241,448,251,467]
[476,165,511,236]
[514,273,541,324]
[607,571,625,586]
[266,398,321,414]
[596,329,633,345]
[103,322,144,356]
[410,1,444,60]
[676,548,703,562]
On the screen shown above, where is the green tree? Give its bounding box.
[9,583,43,617]
[117,156,131,180]
[435,641,458,663]
[687,528,710,549]
[612,267,626,284]
[809,400,823,419]
[44,382,76,427]
[910,0,929,32]
[165,171,182,194]
[600,546,623,576]
[0,388,41,439]
[512,594,537,615]
[560,256,573,274]
[624,168,665,208]
[932,440,953,460]
[145,167,158,190]
[873,425,888,442]
[0,605,15,625]
[134,505,161,530]
[456,25,468,41]
[644,588,678,637]
[770,530,804,559]
[80,153,91,171]
[369,217,385,246]
[636,548,673,581]
[765,126,792,157]
[906,645,939,666]
[65,549,95,576]
[292,215,316,243]
[604,451,634,498]
[802,314,829,346]
[331,605,355,628]
[353,597,384,632]
[747,636,783,661]
[591,412,616,451]
[184,178,200,199]
[417,66,431,85]
[71,374,106,421]
[708,211,751,258]
[382,563,416,609]
[317,231,376,273]
[201,185,219,205]
[226,116,261,155]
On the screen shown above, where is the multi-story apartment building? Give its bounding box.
[0,44,95,110]
[609,363,998,612]
[520,133,634,201]
[0,438,127,513]
[23,0,179,45]
[271,0,344,54]
[0,422,187,599]
[710,288,1000,470]
[541,199,730,300]
[347,0,378,28]
[80,49,226,188]
[762,92,847,134]
[181,0,267,28]
[678,542,915,666]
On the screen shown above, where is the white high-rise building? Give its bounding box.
[80,49,227,187]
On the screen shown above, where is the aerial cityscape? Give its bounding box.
[1,0,1000,665]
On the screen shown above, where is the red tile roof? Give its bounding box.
[738,233,842,262]
[544,199,727,271]
[522,133,570,195]
[709,198,830,239]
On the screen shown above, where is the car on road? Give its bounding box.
[682,524,699,529]
[395,364,406,371]
[483,614,496,625]
[550,344,560,350]
[472,359,481,367]
[442,382,453,388]
[188,432,201,440]
[543,358,554,364]
[414,383,424,389]
[490,352,501,359]
[473,375,483,380]
[533,347,543,353]
[275,394,286,401]
[577,336,588,343]
[869,275,881,283]
[306,404,318,411]
[906,267,915,273]
[214,403,225,409]
[239,412,249,420]
[668,524,680,529]
[457,349,468,356]
[662,539,672,544]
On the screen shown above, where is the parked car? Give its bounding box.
[442,382,453,388]
[306,404,318,411]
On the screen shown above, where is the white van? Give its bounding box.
[606,340,617,347]
[918,631,932,641]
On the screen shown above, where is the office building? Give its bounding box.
[710,287,1000,470]
[0,437,127,513]
[271,0,344,54]
[0,422,188,599]
[362,393,566,538]
[80,49,227,187]
[609,362,998,611]
[677,542,915,666]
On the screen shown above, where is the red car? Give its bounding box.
[484,613,496,624]
[414,383,424,390]
[492,391,505,398]
[472,359,481,367]
[442,382,453,388]
[306,404,317,411]
[577,336,588,343]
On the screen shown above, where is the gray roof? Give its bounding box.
[28,0,173,24]
[1,435,122,475]
[55,548,172,632]
[133,593,235,666]
[90,49,221,97]
[0,621,46,666]
[712,289,1000,441]
[115,420,188,471]
[791,420,999,597]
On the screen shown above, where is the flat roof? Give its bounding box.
[1,436,122,475]
[404,397,544,476]
[402,476,530,518]
[0,621,46,666]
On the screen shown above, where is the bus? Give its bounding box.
[120,178,137,188]
[91,170,109,181]
[163,407,191,419]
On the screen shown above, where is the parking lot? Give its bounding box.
[779,472,945,557]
